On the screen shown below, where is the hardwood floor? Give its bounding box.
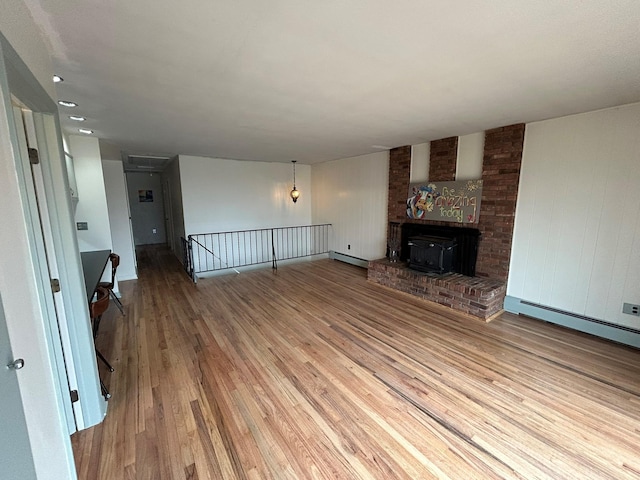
[71,246,640,479]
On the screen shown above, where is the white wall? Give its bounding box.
[509,102,640,329]
[126,171,167,245]
[410,143,429,183]
[456,132,484,180]
[102,160,137,281]
[312,151,389,260]
[70,135,113,254]
[179,155,312,234]
[164,157,185,256]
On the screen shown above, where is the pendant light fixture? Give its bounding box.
[290,160,300,203]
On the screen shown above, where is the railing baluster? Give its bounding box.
[242,231,246,266]
[216,233,220,269]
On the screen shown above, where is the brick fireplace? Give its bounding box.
[367,124,525,320]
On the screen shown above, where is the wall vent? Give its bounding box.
[123,154,172,172]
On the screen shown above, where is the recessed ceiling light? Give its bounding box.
[69,115,86,122]
[78,128,93,135]
[58,100,77,107]
[371,145,392,150]
[53,75,64,83]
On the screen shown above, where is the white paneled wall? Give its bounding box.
[312,151,389,260]
[508,102,640,329]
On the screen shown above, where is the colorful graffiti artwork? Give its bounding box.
[407,180,482,224]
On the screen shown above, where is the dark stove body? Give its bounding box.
[399,223,480,276]
[408,235,457,274]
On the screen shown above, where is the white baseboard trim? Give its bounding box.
[504,295,640,348]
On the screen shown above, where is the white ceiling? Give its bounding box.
[27,0,640,164]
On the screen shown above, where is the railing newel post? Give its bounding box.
[187,235,195,282]
[271,228,277,270]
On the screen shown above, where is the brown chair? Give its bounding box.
[90,286,114,400]
[99,253,124,315]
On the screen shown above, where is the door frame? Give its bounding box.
[14,106,78,433]
[0,32,104,479]
[163,175,175,252]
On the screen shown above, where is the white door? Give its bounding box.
[18,108,78,432]
[0,294,37,480]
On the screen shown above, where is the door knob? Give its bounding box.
[7,358,25,370]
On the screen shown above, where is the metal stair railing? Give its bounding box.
[181,224,331,282]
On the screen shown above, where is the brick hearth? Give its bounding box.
[368,259,506,321]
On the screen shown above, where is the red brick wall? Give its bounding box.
[475,124,525,281]
[386,124,525,282]
[429,137,458,181]
[388,146,412,223]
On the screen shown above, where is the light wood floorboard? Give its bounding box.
[72,246,640,479]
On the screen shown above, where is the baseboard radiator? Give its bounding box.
[504,296,640,349]
[329,251,369,268]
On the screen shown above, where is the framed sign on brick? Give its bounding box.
[407,180,482,224]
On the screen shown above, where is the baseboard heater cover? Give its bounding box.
[329,251,368,268]
[505,296,640,348]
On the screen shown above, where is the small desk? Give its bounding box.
[80,250,111,302]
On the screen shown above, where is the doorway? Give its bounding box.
[126,171,168,246]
